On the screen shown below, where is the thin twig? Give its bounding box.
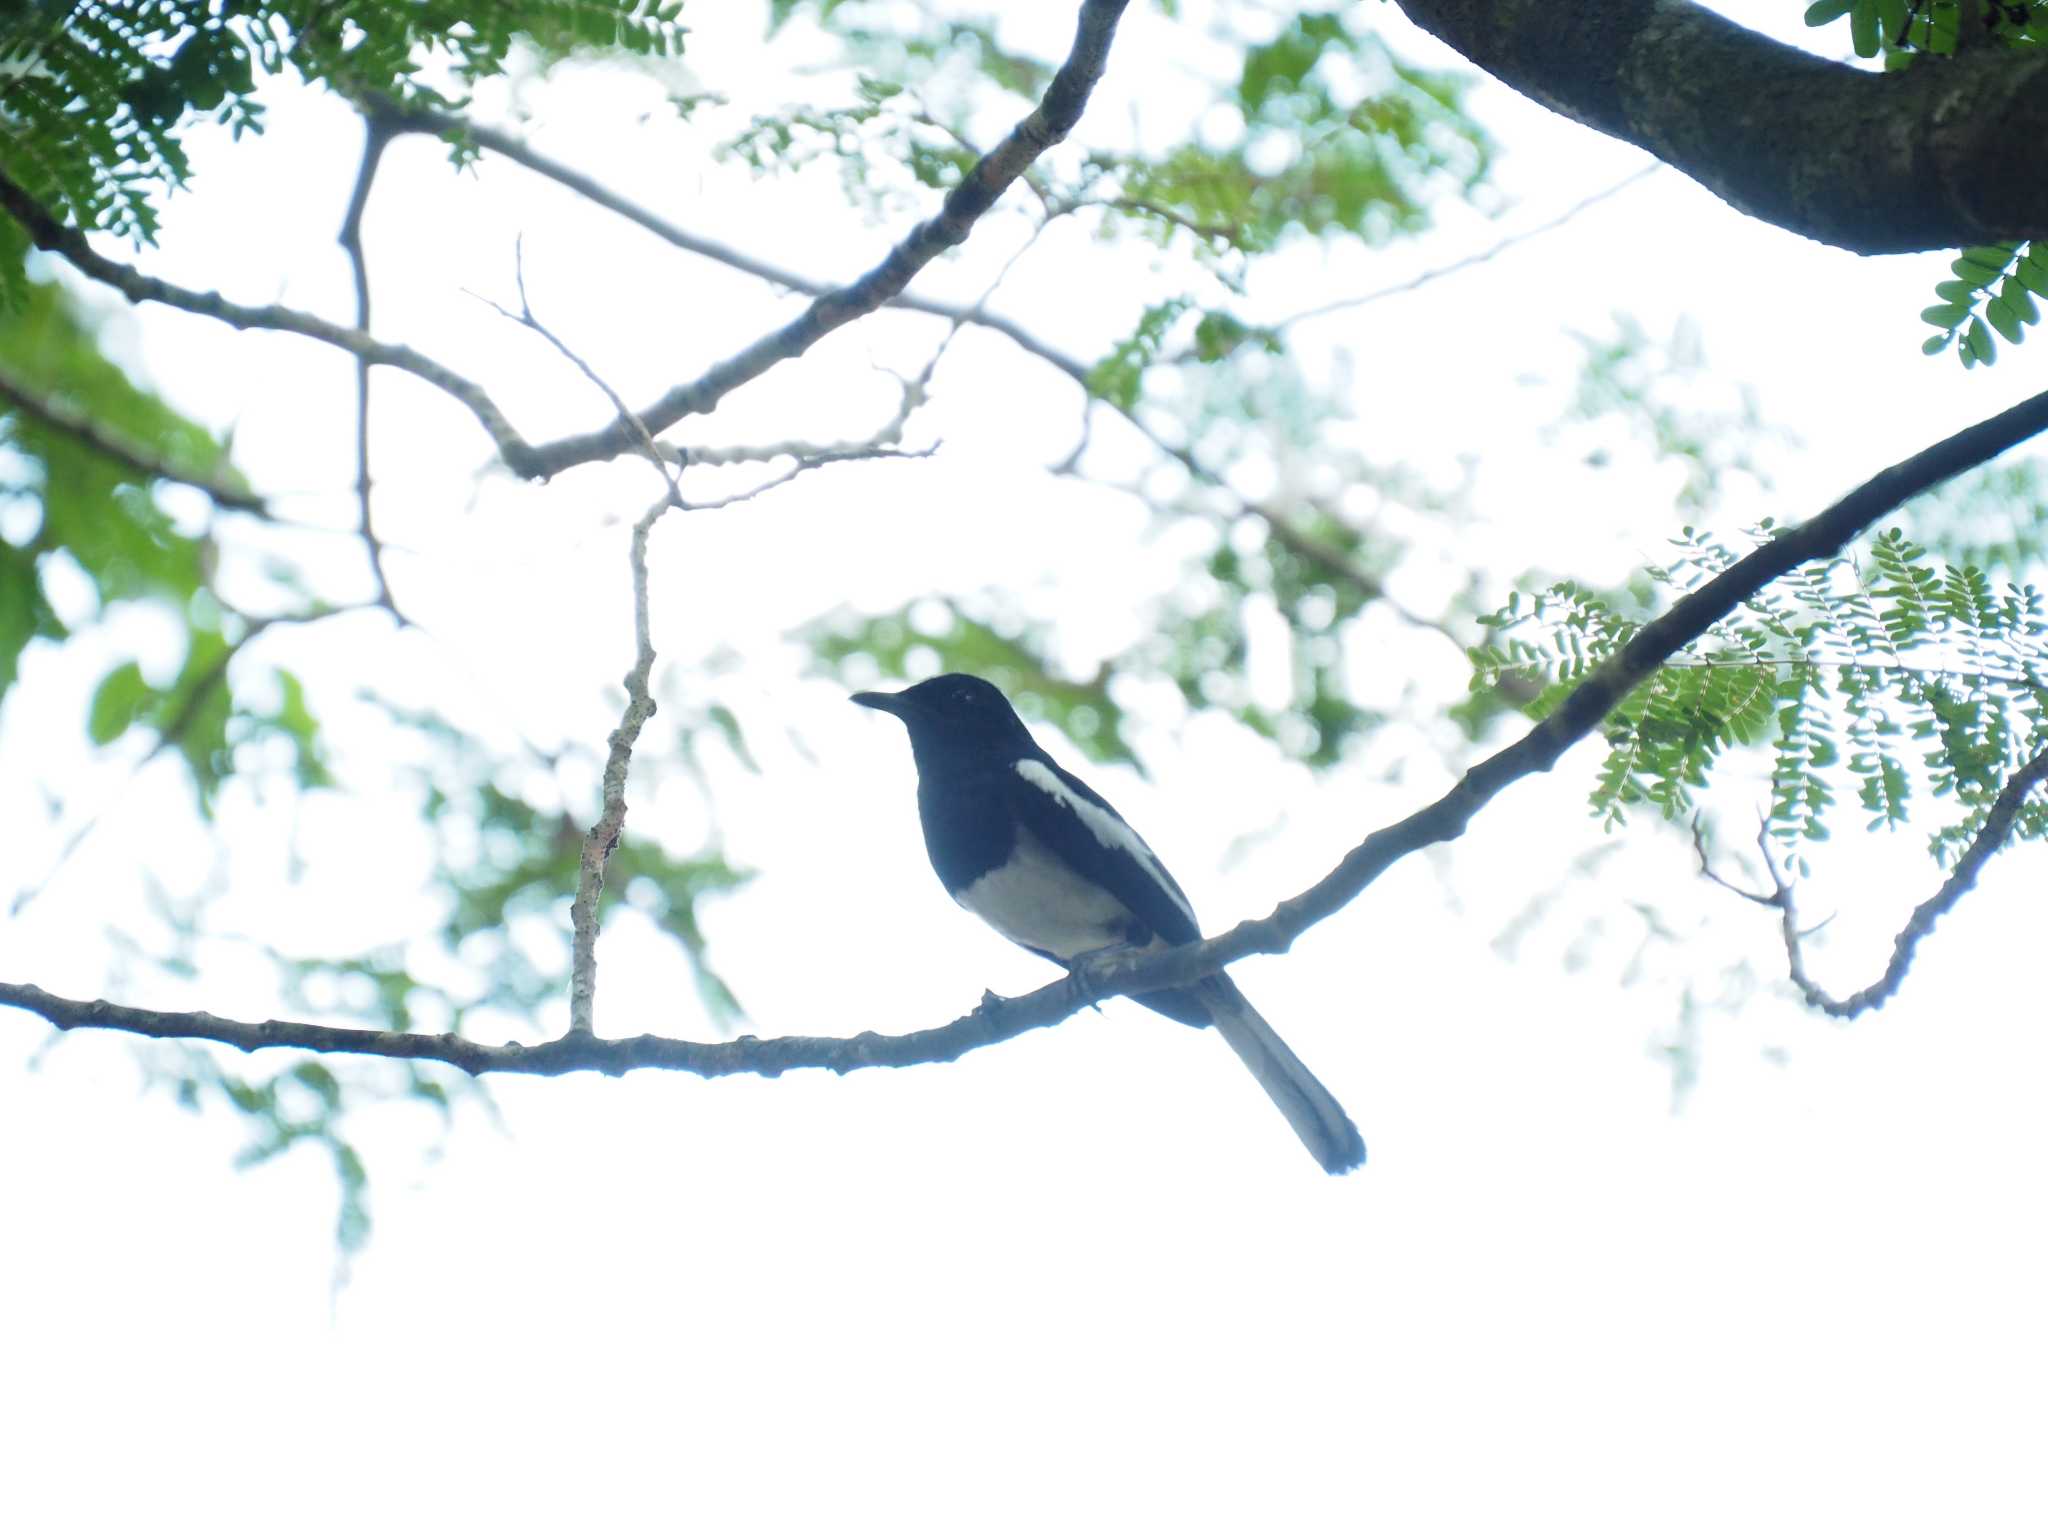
[1727,750,2048,1017]
[1277,165,1661,329]
[339,112,402,618]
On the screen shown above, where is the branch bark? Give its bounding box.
[1756,748,2048,1017]
[1394,0,2048,252]
[10,384,2047,1075]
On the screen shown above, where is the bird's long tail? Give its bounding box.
[1197,975,1365,1174]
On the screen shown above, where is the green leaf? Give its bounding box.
[1803,0,1855,22]
[1999,276,2040,325]
[1964,316,1997,365]
[1921,333,1951,355]
[1849,0,1881,55]
[1920,302,1970,329]
[0,543,63,701]
[88,660,151,744]
[1985,296,2026,346]
[1961,243,2021,271]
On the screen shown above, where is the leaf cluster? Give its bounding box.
[1471,523,2048,864]
[1918,242,2047,366]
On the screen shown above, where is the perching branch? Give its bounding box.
[1709,750,2048,1017]
[11,384,2048,1076]
[1393,0,2048,252]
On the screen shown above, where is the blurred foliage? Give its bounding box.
[807,600,1138,767]
[0,277,214,695]
[1090,14,1487,272]
[1561,316,1778,512]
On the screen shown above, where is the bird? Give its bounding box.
[853,672,1365,1174]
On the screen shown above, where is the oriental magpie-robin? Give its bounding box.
[854,673,1365,1174]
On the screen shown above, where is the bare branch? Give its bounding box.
[375,44,1414,624]
[365,102,1088,392]
[565,492,671,1036]
[339,112,403,619]
[506,0,1134,477]
[0,358,268,514]
[16,389,2048,1077]
[1688,816,1779,908]
[1743,751,2048,1017]
[486,265,683,1037]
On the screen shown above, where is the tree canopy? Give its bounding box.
[1,0,2044,1259]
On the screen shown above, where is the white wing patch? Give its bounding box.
[1013,759,1197,928]
[953,828,1140,961]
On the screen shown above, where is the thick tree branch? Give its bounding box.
[1394,0,2048,252]
[11,386,2047,1077]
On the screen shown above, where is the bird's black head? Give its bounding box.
[853,673,1038,772]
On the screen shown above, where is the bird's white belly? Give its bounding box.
[953,831,1138,961]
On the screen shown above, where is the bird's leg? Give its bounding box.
[1065,941,1156,1014]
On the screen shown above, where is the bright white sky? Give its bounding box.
[2,3,2045,1532]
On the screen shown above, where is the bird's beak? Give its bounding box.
[851,689,907,717]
